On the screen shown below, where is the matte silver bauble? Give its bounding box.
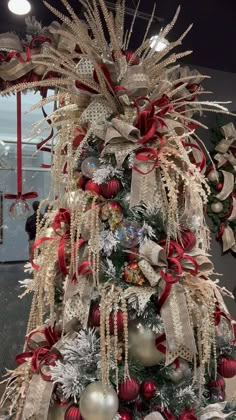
[207,170,219,182]
[79,381,118,420]
[128,319,164,367]
[168,359,191,383]
[211,202,223,213]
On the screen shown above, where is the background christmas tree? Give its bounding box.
[1,1,236,419]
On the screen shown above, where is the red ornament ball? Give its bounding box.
[89,304,100,327]
[140,379,157,400]
[118,409,133,420]
[179,408,197,420]
[118,378,140,401]
[101,178,122,198]
[207,375,225,390]
[218,357,236,378]
[77,175,88,190]
[85,180,102,195]
[109,310,124,334]
[216,183,223,191]
[135,398,147,412]
[65,404,83,420]
[179,228,196,252]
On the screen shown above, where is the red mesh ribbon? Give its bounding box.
[16,326,61,381]
[4,92,38,200]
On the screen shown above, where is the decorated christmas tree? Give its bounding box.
[1,1,236,419]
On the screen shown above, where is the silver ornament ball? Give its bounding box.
[81,157,100,178]
[168,359,191,383]
[211,202,223,214]
[128,319,165,367]
[79,381,118,420]
[207,170,219,182]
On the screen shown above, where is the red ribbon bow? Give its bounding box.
[16,326,60,381]
[32,209,71,275]
[157,240,199,311]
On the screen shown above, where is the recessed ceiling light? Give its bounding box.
[150,35,169,52]
[8,0,31,16]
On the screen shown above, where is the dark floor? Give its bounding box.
[0,264,31,376]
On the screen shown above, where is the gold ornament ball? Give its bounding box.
[211,202,223,213]
[207,170,219,182]
[79,381,119,420]
[128,319,165,367]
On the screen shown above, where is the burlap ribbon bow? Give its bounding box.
[98,117,141,167]
[215,122,236,170]
[199,402,235,419]
[17,326,63,420]
[138,239,213,364]
[212,123,236,252]
[0,21,72,82]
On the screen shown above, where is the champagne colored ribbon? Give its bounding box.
[209,124,236,188]
[4,92,38,200]
[217,223,236,253]
[216,170,234,201]
[199,402,235,419]
[16,326,61,380]
[138,239,202,362]
[19,326,67,420]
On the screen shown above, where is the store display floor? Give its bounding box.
[0,263,31,376]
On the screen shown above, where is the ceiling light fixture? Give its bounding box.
[8,0,31,16]
[150,35,169,52]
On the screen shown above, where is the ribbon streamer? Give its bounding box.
[4,92,38,201]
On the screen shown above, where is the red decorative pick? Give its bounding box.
[4,92,38,201]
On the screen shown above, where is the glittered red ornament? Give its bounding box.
[218,357,236,378]
[118,378,140,401]
[85,180,102,195]
[123,262,146,286]
[179,228,196,252]
[179,408,197,420]
[207,375,226,390]
[118,409,133,420]
[135,398,147,412]
[216,183,223,191]
[65,404,83,420]
[101,178,122,198]
[89,304,100,327]
[77,175,88,190]
[140,380,157,400]
[109,310,124,334]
